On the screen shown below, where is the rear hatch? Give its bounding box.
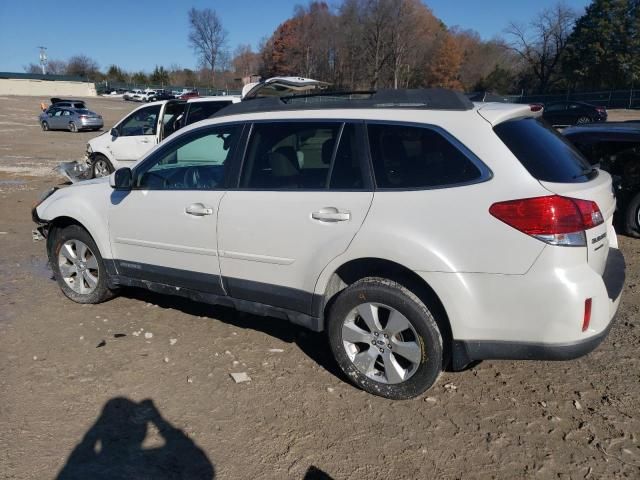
[493,116,616,275]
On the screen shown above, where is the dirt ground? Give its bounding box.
[1,95,639,479]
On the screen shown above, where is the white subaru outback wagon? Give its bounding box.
[33,89,625,399]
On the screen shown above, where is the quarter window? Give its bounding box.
[367,124,482,189]
[241,122,363,190]
[135,125,241,190]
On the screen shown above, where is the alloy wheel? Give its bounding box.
[341,302,422,384]
[58,239,99,294]
[93,159,111,178]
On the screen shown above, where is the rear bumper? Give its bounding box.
[421,247,626,370]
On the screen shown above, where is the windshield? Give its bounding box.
[494,117,597,183]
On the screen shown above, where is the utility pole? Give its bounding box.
[37,46,47,75]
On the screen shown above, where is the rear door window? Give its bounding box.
[494,117,596,183]
[367,123,483,189]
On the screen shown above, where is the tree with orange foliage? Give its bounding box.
[427,33,464,90]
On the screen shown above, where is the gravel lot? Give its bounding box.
[1,95,639,479]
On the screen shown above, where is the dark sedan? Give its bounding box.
[563,122,640,237]
[543,101,607,127]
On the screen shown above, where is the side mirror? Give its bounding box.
[109,167,132,190]
[110,127,119,138]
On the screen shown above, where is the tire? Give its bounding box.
[92,154,114,178]
[576,116,591,124]
[49,225,115,304]
[68,122,78,133]
[624,192,640,238]
[41,121,49,131]
[327,277,443,399]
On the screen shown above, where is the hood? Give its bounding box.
[241,77,329,99]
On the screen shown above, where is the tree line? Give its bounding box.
[25,0,640,95]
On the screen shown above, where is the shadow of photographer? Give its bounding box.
[56,397,214,479]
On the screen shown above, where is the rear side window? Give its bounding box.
[367,124,482,189]
[186,101,233,125]
[494,118,595,183]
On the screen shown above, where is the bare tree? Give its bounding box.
[188,7,228,86]
[66,55,100,78]
[504,2,576,93]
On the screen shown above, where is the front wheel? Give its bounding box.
[41,121,49,131]
[327,277,443,399]
[68,121,78,133]
[49,225,115,304]
[576,116,591,124]
[92,154,114,178]
[625,192,640,238]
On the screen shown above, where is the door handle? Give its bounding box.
[312,207,350,222]
[185,203,213,216]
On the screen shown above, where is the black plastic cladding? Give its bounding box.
[213,88,474,118]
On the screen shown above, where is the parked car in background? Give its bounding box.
[177,90,199,100]
[123,89,144,101]
[50,98,87,109]
[563,122,640,237]
[85,96,240,177]
[142,89,174,102]
[543,101,607,127]
[33,89,625,399]
[39,106,103,133]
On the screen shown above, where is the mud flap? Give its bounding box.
[54,161,91,183]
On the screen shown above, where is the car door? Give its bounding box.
[108,123,243,295]
[543,102,567,125]
[109,104,161,163]
[49,108,65,129]
[217,121,374,316]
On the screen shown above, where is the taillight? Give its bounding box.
[530,103,544,112]
[489,195,603,246]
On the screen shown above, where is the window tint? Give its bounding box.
[545,103,565,112]
[185,101,232,125]
[367,124,482,189]
[494,117,596,183]
[119,105,161,137]
[62,110,71,116]
[241,122,341,189]
[136,125,241,190]
[54,110,63,117]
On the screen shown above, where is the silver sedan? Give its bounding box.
[39,107,104,133]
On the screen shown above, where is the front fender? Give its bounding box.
[36,182,113,260]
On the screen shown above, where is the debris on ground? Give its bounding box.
[424,397,437,404]
[96,340,106,348]
[113,333,126,338]
[444,383,458,391]
[169,338,177,346]
[144,332,153,339]
[230,372,251,383]
[163,357,169,363]
[268,348,285,353]
[187,376,193,383]
[327,387,335,393]
[574,400,583,410]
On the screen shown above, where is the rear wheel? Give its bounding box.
[576,116,591,124]
[41,121,49,131]
[68,122,78,133]
[92,154,114,178]
[49,225,115,304]
[327,277,442,399]
[625,192,640,238]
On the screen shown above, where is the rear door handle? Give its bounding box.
[185,203,213,216]
[312,207,350,222]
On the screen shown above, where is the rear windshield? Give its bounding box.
[494,117,596,183]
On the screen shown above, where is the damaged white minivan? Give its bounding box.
[33,87,625,399]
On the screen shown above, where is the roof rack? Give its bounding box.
[213,88,474,117]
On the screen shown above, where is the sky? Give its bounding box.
[0,0,592,74]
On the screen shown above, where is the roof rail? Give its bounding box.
[213,88,474,117]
